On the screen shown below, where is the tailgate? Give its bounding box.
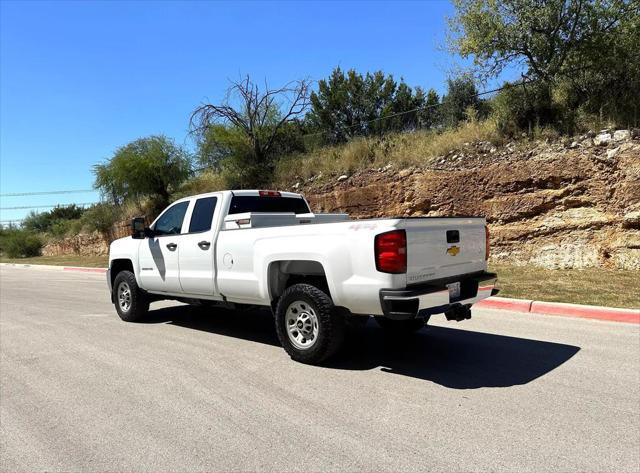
[398,218,487,285]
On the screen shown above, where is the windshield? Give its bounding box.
[228,195,310,215]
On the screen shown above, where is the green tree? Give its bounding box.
[93,135,191,211]
[449,0,640,127]
[417,88,442,129]
[441,74,482,128]
[190,76,311,187]
[308,68,432,142]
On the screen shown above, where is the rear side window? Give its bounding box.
[229,196,310,215]
[154,201,189,236]
[189,197,218,233]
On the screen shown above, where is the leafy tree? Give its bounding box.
[449,0,640,127]
[307,68,433,142]
[450,0,637,80]
[190,76,311,186]
[441,74,482,128]
[417,88,442,129]
[93,135,191,211]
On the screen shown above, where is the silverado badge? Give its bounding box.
[446,245,460,256]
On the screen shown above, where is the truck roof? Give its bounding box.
[172,189,304,204]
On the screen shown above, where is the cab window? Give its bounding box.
[188,197,218,233]
[153,201,189,236]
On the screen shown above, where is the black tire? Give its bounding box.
[113,270,149,322]
[374,315,429,334]
[274,283,345,364]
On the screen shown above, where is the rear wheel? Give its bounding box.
[113,270,149,322]
[374,316,429,334]
[274,283,345,364]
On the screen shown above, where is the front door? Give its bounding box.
[138,201,189,293]
[178,195,219,296]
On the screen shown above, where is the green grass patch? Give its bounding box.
[490,264,640,309]
[0,255,108,268]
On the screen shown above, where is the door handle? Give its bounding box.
[198,240,211,250]
[166,242,177,251]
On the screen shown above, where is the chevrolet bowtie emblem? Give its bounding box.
[446,245,460,256]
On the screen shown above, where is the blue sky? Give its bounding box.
[0,0,514,223]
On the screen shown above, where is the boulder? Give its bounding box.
[613,129,631,141]
[593,133,612,146]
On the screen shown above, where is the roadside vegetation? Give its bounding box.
[490,265,640,309]
[0,254,108,268]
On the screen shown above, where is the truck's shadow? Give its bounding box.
[144,304,580,390]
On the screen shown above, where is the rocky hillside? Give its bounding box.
[294,129,640,270]
[44,130,640,270]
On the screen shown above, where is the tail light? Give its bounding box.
[375,230,407,273]
[485,225,490,260]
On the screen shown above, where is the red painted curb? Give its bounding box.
[63,267,107,273]
[475,297,533,313]
[530,301,640,324]
[476,296,639,324]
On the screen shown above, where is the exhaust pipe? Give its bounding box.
[444,304,472,322]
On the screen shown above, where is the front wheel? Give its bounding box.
[113,270,149,322]
[274,283,345,364]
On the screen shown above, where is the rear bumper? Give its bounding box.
[379,271,498,320]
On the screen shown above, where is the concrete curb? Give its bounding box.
[0,263,107,273]
[63,266,107,273]
[476,296,639,324]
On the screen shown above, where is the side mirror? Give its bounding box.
[131,217,148,239]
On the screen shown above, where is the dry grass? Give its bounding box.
[274,119,502,185]
[490,264,640,309]
[173,171,227,199]
[0,255,109,268]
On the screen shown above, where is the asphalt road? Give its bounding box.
[1,265,638,473]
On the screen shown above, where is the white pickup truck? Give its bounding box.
[107,190,497,364]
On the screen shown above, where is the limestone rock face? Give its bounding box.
[299,134,640,270]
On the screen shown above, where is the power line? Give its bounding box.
[0,202,97,210]
[0,189,94,197]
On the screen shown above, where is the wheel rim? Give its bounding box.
[117,281,132,312]
[285,300,319,350]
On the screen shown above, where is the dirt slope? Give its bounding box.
[294,132,640,270]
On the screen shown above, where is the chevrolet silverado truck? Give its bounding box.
[107,190,497,364]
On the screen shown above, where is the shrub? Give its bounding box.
[81,203,118,238]
[49,219,83,239]
[22,204,86,234]
[2,230,43,258]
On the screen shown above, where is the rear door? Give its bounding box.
[399,218,487,285]
[178,195,221,296]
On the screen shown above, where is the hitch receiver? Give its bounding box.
[444,304,472,322]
